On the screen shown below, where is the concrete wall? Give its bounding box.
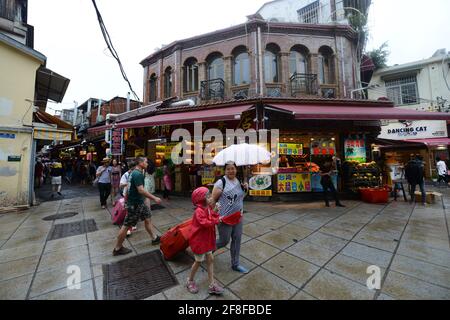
[0,41,41,206]
[258,0,334,24]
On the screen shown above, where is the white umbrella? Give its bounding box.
[212,143,271,166]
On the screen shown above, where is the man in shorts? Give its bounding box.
[113,157,162,256]
[50,160,63,198]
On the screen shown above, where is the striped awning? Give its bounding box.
[34,129,72,141]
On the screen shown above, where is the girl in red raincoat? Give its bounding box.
[186,187,224,295]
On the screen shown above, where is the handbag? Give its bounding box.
[92,177,99,187]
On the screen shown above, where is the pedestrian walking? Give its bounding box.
[436,157,448,187]
[50,160,63,198]
[320,159,345,208]
[186,187,224,295]
[113,157,161,256]
[96,158,112,209]
[162,159,173,200]
[405,154,426,205]
[211,161,249,274]
[89,161,97,184]
[144,159,156,207]
[65,160,73,184]
[34,159,44,188]
[111,159,122,205]
[80,161,88,185]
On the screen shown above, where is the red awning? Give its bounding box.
[267,104,450,121]
[404,138,450,147]
[116,105,254,129]
[87,124,112,134]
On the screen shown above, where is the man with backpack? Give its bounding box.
[113,157,162,256]
[405,154,426,205]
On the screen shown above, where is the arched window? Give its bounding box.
[233,47,250,85]
[207,53,224,80]
[289,46,309,77]
[149,73,158,102]
[164,67,173,98]
[183,58,198,93]
[264,44,280,83]
[318,46,335,84]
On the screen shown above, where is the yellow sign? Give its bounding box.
[165,142,182,159]
[201,168,216,185]
[135,149,145,157]
[249,190,273,197]
[277,174,311,193]
[278,143,303,156]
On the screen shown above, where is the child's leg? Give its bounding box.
[206,253,214,285]
[188,261,201,282]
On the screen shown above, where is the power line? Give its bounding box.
[91,0,141,103]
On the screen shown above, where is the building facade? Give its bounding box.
[141,18,364,106]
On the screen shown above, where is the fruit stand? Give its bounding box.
[344,161,382,193]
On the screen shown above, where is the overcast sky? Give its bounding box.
[28,0,450,113]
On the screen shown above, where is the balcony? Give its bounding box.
[200,78,225,101]
[290,73,319,97]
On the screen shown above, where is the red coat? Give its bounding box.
[189,187,220,255]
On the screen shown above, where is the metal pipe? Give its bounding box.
[126,92,131,112]
[170,99,195,108]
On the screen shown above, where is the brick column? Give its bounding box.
[224,56,233,99]
[279,52,291,96]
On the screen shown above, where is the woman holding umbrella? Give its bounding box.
[211,161,249,274]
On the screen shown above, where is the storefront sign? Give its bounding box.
[345,138,366,163]
[278,143,303,156]
[249,175,272,197]
[111,129,124,156]
[201,167,216,185]
[0,133,15,139]
[277,174,311,193]
[311,139,336,156]
[7,155,21,162]
[379,120,448,140]
[135,149,145,157]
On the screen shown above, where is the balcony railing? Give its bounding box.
[200,78,225,101]
[290,73,319,97]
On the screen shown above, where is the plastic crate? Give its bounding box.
[360,188,389,204]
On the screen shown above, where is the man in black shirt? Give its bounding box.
[405,154,426,205]
[320,159,345,208]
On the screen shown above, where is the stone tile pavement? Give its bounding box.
[1,186,450,300]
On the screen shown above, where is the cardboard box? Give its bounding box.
[414,192,441,204]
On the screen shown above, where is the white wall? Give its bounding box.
[257,0,351,24]
[369,56,450,111]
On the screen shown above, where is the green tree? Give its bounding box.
[367,42,390,70]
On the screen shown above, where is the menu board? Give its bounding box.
[278,143,303,156]
[249,175,273,197]
[311,139,335,156]
[201,167,216,185]
[345,138,366,163]
[277,174,311,193]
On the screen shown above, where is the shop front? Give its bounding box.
[112,98,450,200]
[377,120,450,180]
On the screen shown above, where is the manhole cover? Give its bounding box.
[47,219,98,241]
[43,212,79,221]
[103,250,178,300]
[150,204,165,211]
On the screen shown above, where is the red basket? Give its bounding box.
[360,188,389,204]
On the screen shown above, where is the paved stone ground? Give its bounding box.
[1,185,450,300]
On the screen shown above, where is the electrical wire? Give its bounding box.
[91,0,141,103]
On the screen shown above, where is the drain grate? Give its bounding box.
[43,212,79,221]
[150,204,165,211]
[47,219,98,241]
[103,250,178,300]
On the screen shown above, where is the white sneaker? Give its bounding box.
[126,229,131,236]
